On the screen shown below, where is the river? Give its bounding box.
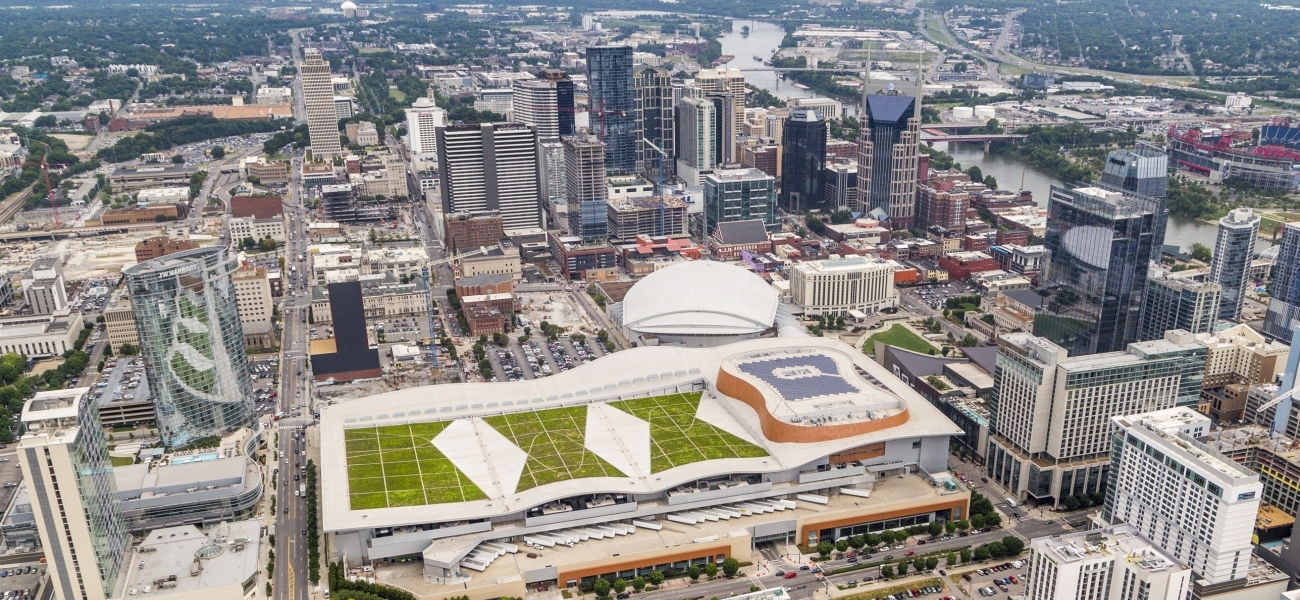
[718,20,1231,252]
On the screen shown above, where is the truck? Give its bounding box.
[300,483,306,497]
[1005,498,1018,508]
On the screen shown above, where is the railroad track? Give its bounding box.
[0,185,35,225]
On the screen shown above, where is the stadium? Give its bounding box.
[319,337,968,600]
[616,261,806,347]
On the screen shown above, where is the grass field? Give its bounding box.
[484,407,626,492]
[1258,212,1300,233]
[110,456,135,467]
[388,88,406,102]
[344,422,487,510]
[864,324,938,355]
[610,393,767,473]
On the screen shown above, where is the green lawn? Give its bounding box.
[864,324,938,355]
[344,422,487,510]
[611,393,767,473]
[388,87,406,102]
[484,406,626,492]
[110,456,135,467]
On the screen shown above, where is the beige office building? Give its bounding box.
[301,49,342,159]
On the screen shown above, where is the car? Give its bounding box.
[283,506,288,514]
[905,550,915,556]
[774,571,784,577]
[1009,575,1019,584]
[526,553,538,559]
[301,529,307,536]
[799,565,810,571]
[962,574,972,582]
[847,557,858,564]
[616,594,630,600]
[783,572,797,580]
[884,555,893,560]
[939,569,947,576]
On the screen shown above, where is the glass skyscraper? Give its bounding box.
[1098,146,1169,264]
[1036,186,1157,356]
[856,89,920,230]
[1263,221,1300,341]
[1210,207,1261,321]
[586,45,635,175]
[125,246,256,447]
[780,108,827,213]
[564,135,608,243]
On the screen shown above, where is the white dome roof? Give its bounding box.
[341,1,357,9]
[622,261,778,336]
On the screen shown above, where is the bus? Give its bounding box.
[1005,498,1018,508]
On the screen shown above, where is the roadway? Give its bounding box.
[274,151,314,600]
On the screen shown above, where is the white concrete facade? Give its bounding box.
[789,256,899,317]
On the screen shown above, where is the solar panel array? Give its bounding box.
[736,355,858,401]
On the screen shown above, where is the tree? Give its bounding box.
[688,566,700,582]
[971,514,986,529]
[613,579,627,594]
[721,558,740,578]
[1063,495,1081,511]
[211,145,225,159]
[880,530,896,545]
[648,570,664,586]
[704,562,718,579]
[241,236,257,250]
[945,521,957,534]
[914,557,928,572]
[988,541,1006,558]
[960,549,972,563]
[835,539,850,553]
[927,522,943,537]
[816,541,833,557]
[983,175,998,189]
[849,535,865,550]
[956,519,970,531]
[1191,243,1212,262]
[896,560,908,576]
[984,511,1003,528]
[171,154,185,164]
[965,165,984,183]
[593,579,611,598]
[119,343,139,356]
[1002,535,1025,556]
[960,333,978,347]
[633,576,646,591]
[974,546,991,561]
[33,115,57,128]
[865,533,881,547]
[946,552,957,566]
[880,565,894,579]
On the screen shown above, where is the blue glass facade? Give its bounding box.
[1036,186,1156,356]
[1264,222,1300,341]
[587,46,636,175]
[780,109,826,213]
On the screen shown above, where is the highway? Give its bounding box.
[274,152,314,600]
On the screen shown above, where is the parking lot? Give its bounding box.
[485,334,606,382]
[0,563,45,600]
[957,561,1029,597]
[94,356,149,407]
[903,281,984,311]
[250,357,279,416]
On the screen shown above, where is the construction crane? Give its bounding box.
[639,138,669,236]
[39,151,69,228]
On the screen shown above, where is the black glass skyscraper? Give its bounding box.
[587,46,635,175]
[781,108,827,213]
[1036,186,1157,356]
[1099,146,1168,264]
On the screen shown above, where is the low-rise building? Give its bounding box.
[445,212,506,254]
[232,263,275,351]
[109,163,195,192]
[548,235,617,281]
[311,273,430,324]
[102,294,139,353]
[95,204,181,225]
[454,273,514,297]
[229,195,287,244]
[117,521,262,599]
[456,239,521,281]
[20,256,66,315]
[241,156,289,184]
[135,236,198,263]
[0,312,82,357]
[709,219,772,261]
[938,250,999,281]
[789,256,899,317]
[364,246,428,281]
[461,293,519,335]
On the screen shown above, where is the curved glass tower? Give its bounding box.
[125,247,256,447]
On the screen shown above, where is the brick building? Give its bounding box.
[445,212,505,253]
[134,236,198,263]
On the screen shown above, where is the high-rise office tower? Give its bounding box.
[511,70,575,140]
[404,97,445,162]
[1211,207,1261,322]
[1099,147,1169,263]
[986,331,1206,508]
[300,48,342,159]
[634,65,675,179]
[704,168,778,233]
[587,46,635,175]
[856,77,921,229]
[1106,407,1260,587]
[18,388,129,600]
[694,68,745,163]
[1037,186,1157,356]
[125,247,257,448]
[1138,273,1221,340]
[564,135,607,243]
[674,93,717,187]
[1263,222,1300,341]
[781,108,827,213]
[539,139,566,227]
[437,123,543,232]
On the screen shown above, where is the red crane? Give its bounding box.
[39,152,69,228]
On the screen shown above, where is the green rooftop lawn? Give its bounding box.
[344,421,487,510]
[864,324,939,355]
[610,392,767,473]
[484,406,625,492]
